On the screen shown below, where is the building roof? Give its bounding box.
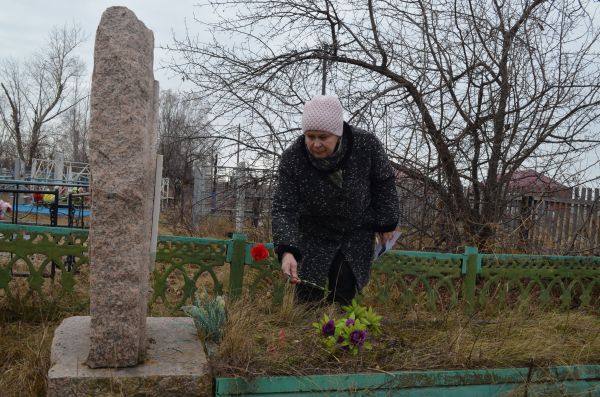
[508,169,568,191]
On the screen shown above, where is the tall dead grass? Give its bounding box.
[0,242,598,396]
[0,297,88,397]
[212,287,600,378]
[0,320,57,396]
[0,266,90,397]
[159,208,270,243]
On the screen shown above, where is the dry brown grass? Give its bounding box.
[2,281,599,396]
[0,263,90,397]
[1,252,598,395]
[0,295,88,397]
[159,208,270,243]
[212,287,600,379]
[0,320,57,396]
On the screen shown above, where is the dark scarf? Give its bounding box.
[306,135,348,188]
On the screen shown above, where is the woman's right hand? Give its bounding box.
[281,252,300,284]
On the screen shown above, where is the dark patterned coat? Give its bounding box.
[272,123,399,289]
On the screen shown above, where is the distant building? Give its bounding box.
[508,169,571,199]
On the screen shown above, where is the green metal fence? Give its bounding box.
[151,234,229,311]
[215,365,600,397]
[0,224,598,313]
[0,224,89,304]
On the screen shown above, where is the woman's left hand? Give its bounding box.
[377,231,395,245]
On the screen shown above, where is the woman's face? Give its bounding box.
[304,130,340,159]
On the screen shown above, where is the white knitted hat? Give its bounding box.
[301,95,344,136]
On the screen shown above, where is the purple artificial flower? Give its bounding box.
[321,319,335,336]
[349,330,367,346]
[345,318,355,326]
[337,335,349,351]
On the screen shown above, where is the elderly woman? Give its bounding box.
[272,95,399,305]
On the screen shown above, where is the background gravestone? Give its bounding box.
[86,6,158,368]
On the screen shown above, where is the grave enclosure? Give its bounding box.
[30,5,600,397]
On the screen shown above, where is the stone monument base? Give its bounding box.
[47,316,211,397]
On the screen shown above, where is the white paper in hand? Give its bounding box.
[373,230,401,260]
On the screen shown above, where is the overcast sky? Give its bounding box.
[1,1,599,179]
[0,0,203,91]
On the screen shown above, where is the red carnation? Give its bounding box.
[250,243,269,262]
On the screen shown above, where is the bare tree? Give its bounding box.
[158,90,214,221]
[168,0,600,248]
[57,81,90,163]
[0,124,15,172]
[0,24,86,167]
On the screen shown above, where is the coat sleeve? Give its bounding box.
[369,136,400,232]
[271,151,303,262]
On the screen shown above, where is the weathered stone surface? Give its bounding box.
[48,317,210,397]
[87,6,158,368]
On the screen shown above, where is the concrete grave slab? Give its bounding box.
[48,316,210,397]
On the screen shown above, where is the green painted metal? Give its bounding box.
[228,233,247,301]
[482,253,600,261]
[478,252,600,310]
[153,232,230,311]
[0,223,598,312]
[463,247,478,313]
[243,242,286,305]
[461,246,482,274]
[150,236,228,310]
[0,222,88,236]
[373,245,599,312]
[215,365,600,396]
[0,224,88,303]
[389,250,462,260]
[0,224,231,310]
[158,234,230,245]
[373,249,463,310]
[226,240,235,262]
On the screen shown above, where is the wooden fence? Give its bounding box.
[506,187,600,254]
[397,184,600,254]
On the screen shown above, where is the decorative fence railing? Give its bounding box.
[0,224,89,304]
[0,224,598,313]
